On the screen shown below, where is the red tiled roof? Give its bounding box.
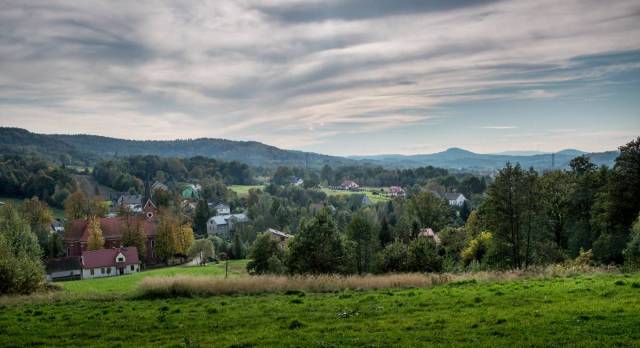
[82,247,140,269]
[65,216,156,242]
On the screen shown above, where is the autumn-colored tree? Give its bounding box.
[86,216,104,251]
[156,210,178,263]
[64,191,88,220]
[121,216,146,262]
[175,225,195,259]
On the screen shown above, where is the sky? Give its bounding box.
[0,0,639,156]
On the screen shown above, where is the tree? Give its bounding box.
[407,237,442,272]
[175,225,195,260]
[86,216,104,251]
[461,231,493,265]
[286,209,348,274]
[193,199,210,236]
[481,163,528,269]
[623,214,640,268]
[380,240,408,273]
[156,210,179,263]
[20,197,52,255]
[188,239,215,266]
[378,216,394,247]
[346,211,379,274]
[407,191,451,232]
[121,216,146,263]
[231,233,246,259]
[246,232,284,274]
[64,191,88,220]
[0,204,45,294]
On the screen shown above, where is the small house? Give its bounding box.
[181,184,201,200]
[418,228,441,244]
[443,193,468,207]
[340,180,360,190]
[81,247,141,279]
[151,181,168,192]
[387,186,406,197]
[214,203,230,216]
[116,194,143,213]
[266,228,293,247]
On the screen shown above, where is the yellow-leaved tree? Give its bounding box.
[86,216,104,251]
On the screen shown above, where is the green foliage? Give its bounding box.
[121,216,147,263]
[0,204,45,294]
[380,240,408,272]
[192,200,210,236]
[188,239,215,266]
[346,211,379,274]
[246,232,284,275]
[406,191,451,231]
[406,237,442,272]
[461,231,493,265]
[286,210,348,274]
[623,215,640,268]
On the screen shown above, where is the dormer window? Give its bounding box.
[117,256,124,262]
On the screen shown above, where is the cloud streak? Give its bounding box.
[0,0,639,154]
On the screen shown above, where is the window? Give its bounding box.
[107,267,111,274]
[101,268,105,274]
[130,265,135,271]
[117,257,124,262]
[90,269,94,276]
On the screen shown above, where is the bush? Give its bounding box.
[380,240,408,273]
[0,204,45,295]
[407,238,442,273]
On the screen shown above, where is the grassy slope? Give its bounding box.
[0,196,65,220]
[229,185,390,203]
[61,260,249,295]
[1,273,639,347]
[228,185,265,197]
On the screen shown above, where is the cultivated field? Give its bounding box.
[0,269,638,347]
[229,185,390,203]
[228,185,266,197]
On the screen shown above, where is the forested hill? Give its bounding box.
[0,127,355,168]
[350,147,619,171]
[0,127,620,171]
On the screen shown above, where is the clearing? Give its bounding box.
[0,270,638,347]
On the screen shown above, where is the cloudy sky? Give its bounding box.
[1,0,639,155]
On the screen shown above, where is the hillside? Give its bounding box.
[351,147,619,171]
[0,127,619,171]
[0,127,356,168]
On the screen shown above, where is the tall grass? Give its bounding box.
[138,264,616,298]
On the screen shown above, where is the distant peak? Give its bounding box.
[443,147,475,155]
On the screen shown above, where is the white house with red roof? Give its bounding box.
[81,247,141,279]
[340,180,360,190]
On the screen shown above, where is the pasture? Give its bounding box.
[0,269,638,347]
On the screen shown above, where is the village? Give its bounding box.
[38,177,469,282]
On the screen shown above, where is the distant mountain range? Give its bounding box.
[350,147,618,171]
[0,127,619,171]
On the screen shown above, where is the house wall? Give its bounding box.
[82,264,140,279]
[47,269,81,281]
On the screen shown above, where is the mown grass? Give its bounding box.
[228,185,266,197]
[0,272,638,347]
[320,187,390,203]
[60,260,249,295]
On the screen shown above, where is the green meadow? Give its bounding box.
[60,260,249,295]
[1,270,639,347]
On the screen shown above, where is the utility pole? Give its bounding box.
[551,153,555,169]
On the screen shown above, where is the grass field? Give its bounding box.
[229,185,390,204]
[61,260,249,295]
[320,187,390,203]
[0,195,65,220]
[1,271,639,347]
[228,185,266,196]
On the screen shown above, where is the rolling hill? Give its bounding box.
[0,127,619,171]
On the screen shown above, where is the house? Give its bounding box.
[116,194,143,213]
[207,213,250,239]
[181,184,201,200]
[45,257,82,281]
[340,180,360,190]
[151,181,168,192]
[418,228,441,244]
[214,203,230,216]
[443,192,468,207]
[266,228,293,247]
[387,186,406,197]
[64,216,158,264]
[291,177,304,187]
[81,247,141,279]
[50,219,65,234]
